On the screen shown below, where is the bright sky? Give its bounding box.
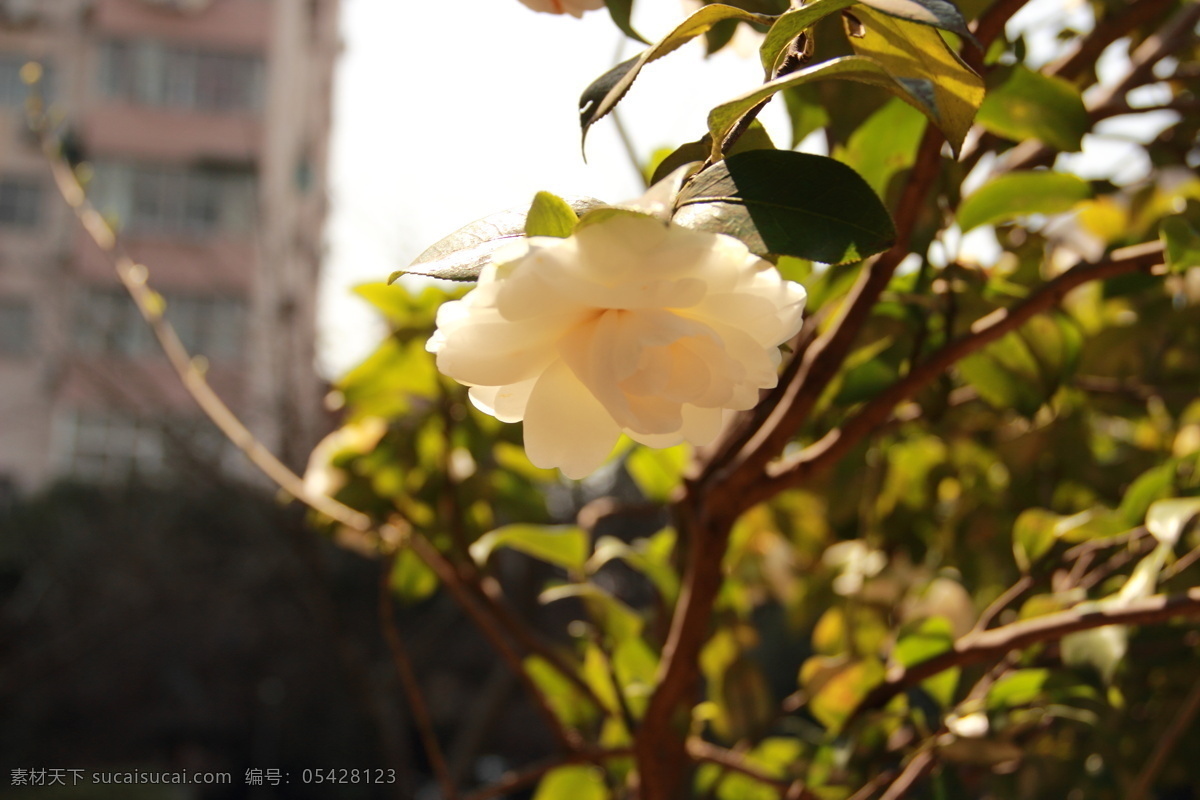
[318,0,1176,377]
[318,0,790,376]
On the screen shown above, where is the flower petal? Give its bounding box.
[522,360,621,479]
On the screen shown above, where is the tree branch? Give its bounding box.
[379,554,459,800]
[856,586,1200,716]
[754,241,1166,505]
[686,739,819,800]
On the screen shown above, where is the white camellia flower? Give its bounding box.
[426,215,806,479]
[516,0,604,18]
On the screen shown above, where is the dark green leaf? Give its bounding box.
[759,0,858,75]
[1160,216,1200,275]
[844,8,984,154]
[672,150,896,264]
[400,196,607,282]
[1118,461,1178,526]
[604,0,648,43]
[649,120,775,187]
[580,4,777,149]
[708,55,942,160]
[976,65,1090,152]
[858,0,978,45]
[957,171,1092,232]
[782,84,832,147]
[525,191,579,238]
[957,332,1045,417]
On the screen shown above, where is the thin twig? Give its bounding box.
[972,575,1034,634]
[878,750,937,800]
[755,242,1166,507]
[1129,674,1200,800]
[379,554,460,800]
[686,740,817,799]
[857,586,1200,716]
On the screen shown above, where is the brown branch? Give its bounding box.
[857,586,1200,715]
[406,533,585,754]
[378,555,459,800]
[878,750,937,800]
[1130,674,1200,800]
[1044,0,1176,81]
[972,575,1034,634]
[963,0,1036,72]
[686,740,818,799]
[755,241,1166,505]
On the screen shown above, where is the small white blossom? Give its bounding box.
[516,0,604,18]
[427,215,806,478]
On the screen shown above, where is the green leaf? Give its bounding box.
[603,0,648,43]
[1160,216,1200,275]
[759,0,858,75]
[838,98,926,196]
[708,55,944,160]
[649,120,775,187]
[858,0,977,43]
[843,7,984,154]
[1118,462,1178,526]
[525,191,579,238]
[389,547,439,604]
[721,657,775,740]
[525,655,597,729]
[672,150,896,264]
[399,196,607,282]
[626,445,687,502]
[893,616,954,667]
[987,668,1049,709]
[541,583,645,644]
[957,331,1046,417]
[533,766,607,800]
[957,171,1092,232]
[782,84,832,147]
[802,656,885,733]
[1012,508,1060,572]
[470,524,590,573]
[1146,497,1200,547]
[580,4,777,149]
[1062,624,1126,684]
[976,65,1090,152]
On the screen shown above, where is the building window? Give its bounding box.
[0,54,51,106]
[89,162,256,237]
[52,410,165,482]
[0,298,32,356]
[53,409,239,484]
[0,177,41,228]
[73,287,247,360]
[100,40,264,113]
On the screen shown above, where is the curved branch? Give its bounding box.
[857,586,1200,715]
[753,241,1166,505]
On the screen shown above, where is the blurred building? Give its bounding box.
[0,0,338,491]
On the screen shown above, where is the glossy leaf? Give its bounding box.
[858,0,977,43]
[1146,497,1200,547]
[843,7,984,155]
[759,0,857,75]
[399,196,607,282]
[708,56,942,160]
[672,150,896,264]
[957,171,1092,232]
[580,4,776,148]
[603,0,648,43]
[976,65,1089,152]
[525,191,579,238]
[1160,216,1200,275]
[838,97,926,196]
[470,524,590,573]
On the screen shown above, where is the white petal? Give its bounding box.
[522,360,621,479]
[469,377,538,423]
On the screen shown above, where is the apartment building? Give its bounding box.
[0,0,338,492]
